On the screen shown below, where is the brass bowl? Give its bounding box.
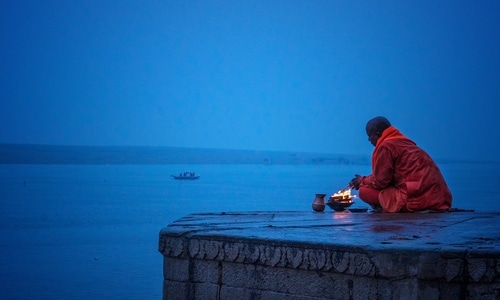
[326,199,354,211]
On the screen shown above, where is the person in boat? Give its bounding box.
[348,116,452,212]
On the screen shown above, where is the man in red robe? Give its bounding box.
[349,116,452,212]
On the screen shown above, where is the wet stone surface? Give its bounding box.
[161,211,500,251]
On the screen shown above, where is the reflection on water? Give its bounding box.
[370,224,404,233]
[331,211,351,221]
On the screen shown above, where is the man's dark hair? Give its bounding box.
[366,116,391,134]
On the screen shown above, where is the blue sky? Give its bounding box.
[1,0,499,161]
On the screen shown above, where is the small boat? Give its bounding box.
[171,172,200,180]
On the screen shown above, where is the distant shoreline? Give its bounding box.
[0,143,490,165]
[0,143,371,165]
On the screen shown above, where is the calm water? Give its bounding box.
[0,163,498,299]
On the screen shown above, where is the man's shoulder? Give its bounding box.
[380,138,422,155]
[382,138,417,147]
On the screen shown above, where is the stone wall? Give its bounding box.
[158,212,500,299]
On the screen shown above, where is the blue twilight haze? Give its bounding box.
[1,1,499,161]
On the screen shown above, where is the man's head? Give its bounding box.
[365,116,391,146]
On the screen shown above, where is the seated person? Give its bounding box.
[349,116,452,212]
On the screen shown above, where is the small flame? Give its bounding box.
[330,188,356,202]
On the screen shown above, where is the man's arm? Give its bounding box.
[360,146,394,189]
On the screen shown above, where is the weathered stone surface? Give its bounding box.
[191,260,219,284]
[163,257,189,282]
[191,282,219,299]
[159,211,500,299]
[163,280,191,300]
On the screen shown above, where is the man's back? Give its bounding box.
[379,138,452,211]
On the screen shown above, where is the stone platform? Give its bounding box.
[158,211,500,299]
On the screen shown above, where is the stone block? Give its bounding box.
[220,285,260,299]
[221,286,334,300]
[222,262,314,295]
[163,257,189,282]
[191,259,220,284]
[467,282,500,300]
[163,280,191,300]
[435,282,462,300]
[221,261,372,298]
[370,251,420,279]
[260,290,334,300]
[192,282,219,299]
[389,278,420,300]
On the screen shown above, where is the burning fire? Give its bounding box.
[330,189,355,202]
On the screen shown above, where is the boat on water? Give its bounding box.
[171,172,200,180]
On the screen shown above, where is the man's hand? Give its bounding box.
[348,174,362,190]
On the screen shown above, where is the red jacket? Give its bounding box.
[360,126,452,212]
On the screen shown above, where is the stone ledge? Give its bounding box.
[159,211,500,299]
